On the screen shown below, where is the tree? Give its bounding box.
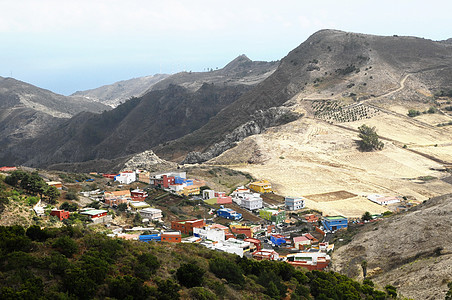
[65,188,79,200]
[60,201,78,212]
[117,203,128,212]
[52,236,79,257]
[176,263,205,288]
[446,281,452,300]
[45,186,60,204]
[357,124,384,151]
[209,257,244,285]
[384,285,397,298]
[362,211,372,222]
[361,260,368,278]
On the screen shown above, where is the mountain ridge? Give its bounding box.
[71,73,170,108]
[2,29,452,170]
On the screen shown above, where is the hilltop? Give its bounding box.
[72,74,170,108]
[158,29,452,163]
[148,54,278,92]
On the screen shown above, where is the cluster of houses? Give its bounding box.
[129,216,336,270]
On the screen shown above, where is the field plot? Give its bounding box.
[306,190,356,202]
[304,196,387,218]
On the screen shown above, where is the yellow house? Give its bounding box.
[249,180,273,194]
[179,185,200,196]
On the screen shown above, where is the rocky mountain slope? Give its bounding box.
[156,29,452,163]
[72,73,170,107]
[0,55,277,169]
[332,193,452,300]
[3,30,452,172]
[0,77,110,159]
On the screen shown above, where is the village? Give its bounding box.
[1,165,418,273]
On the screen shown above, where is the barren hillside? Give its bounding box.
[331,194,452,300]
[210,114,452,217]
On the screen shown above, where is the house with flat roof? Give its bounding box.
[171,219,205,235]
[129,201,150,211]
[285,196,305,211]
[322,216,348,232]
[193,226,225,242]
[249,180,273,194]
[50,209,70,221]
[114,171,136,184]
[216,207,242,220]
[293,236,311,249]
[46,181,63,190]
[161,231,181,243]
[80,209,108,219]
[139,208,163,222]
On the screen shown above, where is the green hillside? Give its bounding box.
[0,224,396,300]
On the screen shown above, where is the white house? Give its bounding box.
[231,188,263,210]
[367,194,400,206]
[241,194,263,210]
[115,171,136,184]
[214,238,251,258]
[193,226,225,242]
[285,196,305,211]
[139,208,163,222]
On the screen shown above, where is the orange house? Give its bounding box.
[230,225,253,238]
[50,209,70,221]
[171,219,205,235]
[161,231,181,243]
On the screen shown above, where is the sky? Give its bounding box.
[1,0,451,95]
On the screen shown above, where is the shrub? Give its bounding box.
[52,236,79,257]
[176,263,205,288]
[407,109,421,117]
[209,257,244,285]
[357,124,384,151]
[427,106,437,114]
[65,189,79,200]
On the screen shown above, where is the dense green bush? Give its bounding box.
[176,263,205,288]
[52,236,79,257]
[407,109,421,117]
[357,124,384,151]
[0,225,390,299]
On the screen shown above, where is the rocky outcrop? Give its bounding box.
[123,150,177,171]
[182,107,301,164]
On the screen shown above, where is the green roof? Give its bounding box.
[324,216,347,220]
[80,209,107,216]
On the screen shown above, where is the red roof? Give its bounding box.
[304,233,316,240]
[0,166,17,172]
[293,236,310,243]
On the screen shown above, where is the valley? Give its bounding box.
[1,29,452,299]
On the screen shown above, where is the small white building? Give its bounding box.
[285,196,305,211]
[231,189,263,211]
[139,208,163,222]
[241,194,263,210]
[214,238,251,258]
[367,194,400,206]
[115,171,136,184]
[203,189,215,200]
[193,226,225,242]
